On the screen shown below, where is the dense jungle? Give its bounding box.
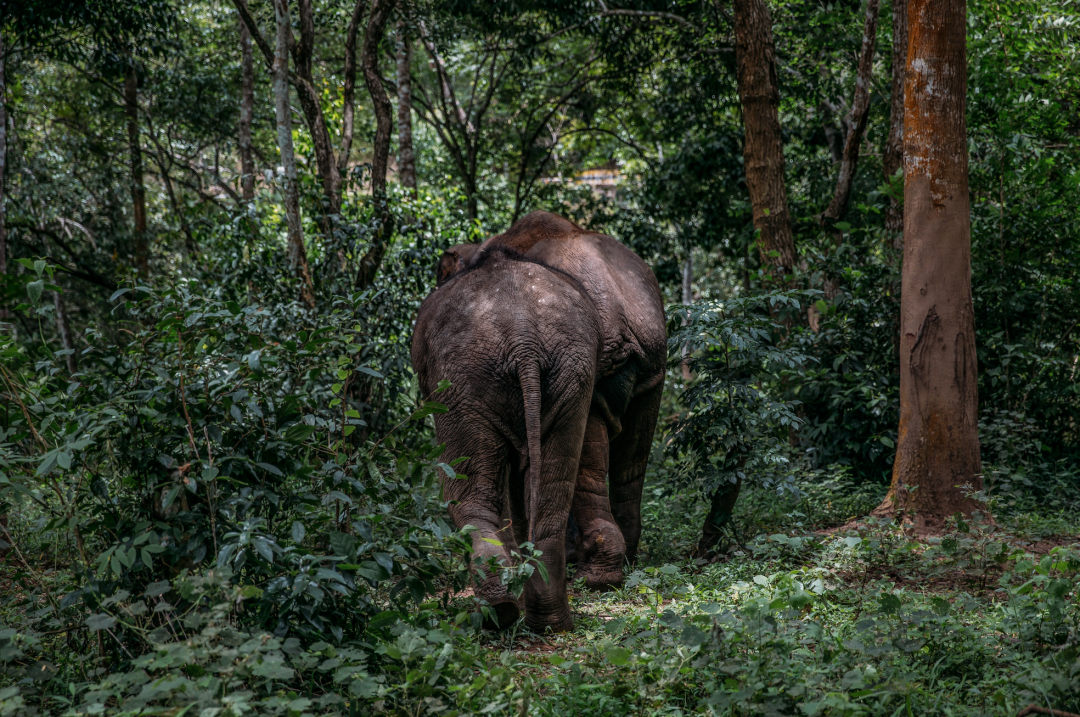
[1,0,1079,714]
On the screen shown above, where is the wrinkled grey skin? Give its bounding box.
[412,246,603,633]
[439,212,666,591]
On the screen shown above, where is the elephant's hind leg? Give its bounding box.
[608,379,663,565]
[443,443,521,630]
[571,411,627,589]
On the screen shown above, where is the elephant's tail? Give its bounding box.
[520,361,542,545]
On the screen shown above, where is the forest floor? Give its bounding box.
[455,483,1080,716]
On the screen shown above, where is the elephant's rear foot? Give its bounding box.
[482,598,521,631]
[575,519,626,590]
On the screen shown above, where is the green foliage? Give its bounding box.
[667,292,812,498]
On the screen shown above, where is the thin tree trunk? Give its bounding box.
[0,37,7,321]
[355,0,397,290]
[733,0,796,279]
[53,287,77,374]
[338,0,366,176]
[294,0,342,239]
[883,0,908,241]
[272,0,316,308]
[875,0,981,527]
[681,250,693,382]
[239,10,256,203]
[396,19,416,195]
[822,0,881,227]
[694,474,742,559]
[125,61,149,278]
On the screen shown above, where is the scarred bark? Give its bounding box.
[272,0,316,308]
[822,0,881,227]
[125,62,149,278]
[875,0,981,527]
[883,0,908,239]
[396,18,416,194]
[733,0,796,279]
[354,0,397,290]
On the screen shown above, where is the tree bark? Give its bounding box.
[293,0,342,238]
[694,475,742,559]
[681,250,693,382]
[396,19,416,195]
[822,0,881,227]
[355,0,397,290]
[733,0,796,279]
[125,61,149,278]
[53,286,77,374]
[875,0,981,527]
[272,0,316,308]
[338,0,366,176]
[239,8,256,203]
[883,0,908,240]
[0,37,7,321]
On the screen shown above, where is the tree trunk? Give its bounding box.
[0,37,7,321]
[822,0,881,227]
[239,11,256,202]
[272,0,316,308]
[883,0,908,241]
[694,474,742,560]
[875,0,981,528]
[125,61,149,278]
[396,19,416,195]
[337,0,366,176]
[293,0,342,239]
[53,286,77,374]
[355,0,397,290]
[733,0,796,279]
[681,250,693,382]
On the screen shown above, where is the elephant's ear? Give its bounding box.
[435,250,459,287]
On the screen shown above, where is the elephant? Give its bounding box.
[437,211,667,591]
[411,245,604,633]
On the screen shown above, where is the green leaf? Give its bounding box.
[605,647,631,666]
[292,521,306,544]
[481,537,503,546]
[283,424,316,443]
[411,401,449,421]
[86,614,117,632]
[879,436,895,448]
[436,379,452,392]
[27,280,44,305]
[358,366,384,379]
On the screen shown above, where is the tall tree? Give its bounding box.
[271,0,315,307]
[396,18,416,195]
[876,0,981,526]
[733,0,796,279]
[238,5,255,203]
[124,60,148,278]
[883,0,908,239]
[354,0,396,290]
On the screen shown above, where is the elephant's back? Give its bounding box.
[412,249,602,404]
[485,212,666,376]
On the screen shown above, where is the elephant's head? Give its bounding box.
[435,244,480,286]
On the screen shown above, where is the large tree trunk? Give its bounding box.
[883,0,908,241]
[0,37,7,321]
[875,0,981,527]
[733,0,796,279]
[396,19,416,195]
[125,61,149,278]
[822,0,881,227]
[239,10,256,203]
[681,250,693,382]
[272,0,316,308]
[354,0,397,290]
